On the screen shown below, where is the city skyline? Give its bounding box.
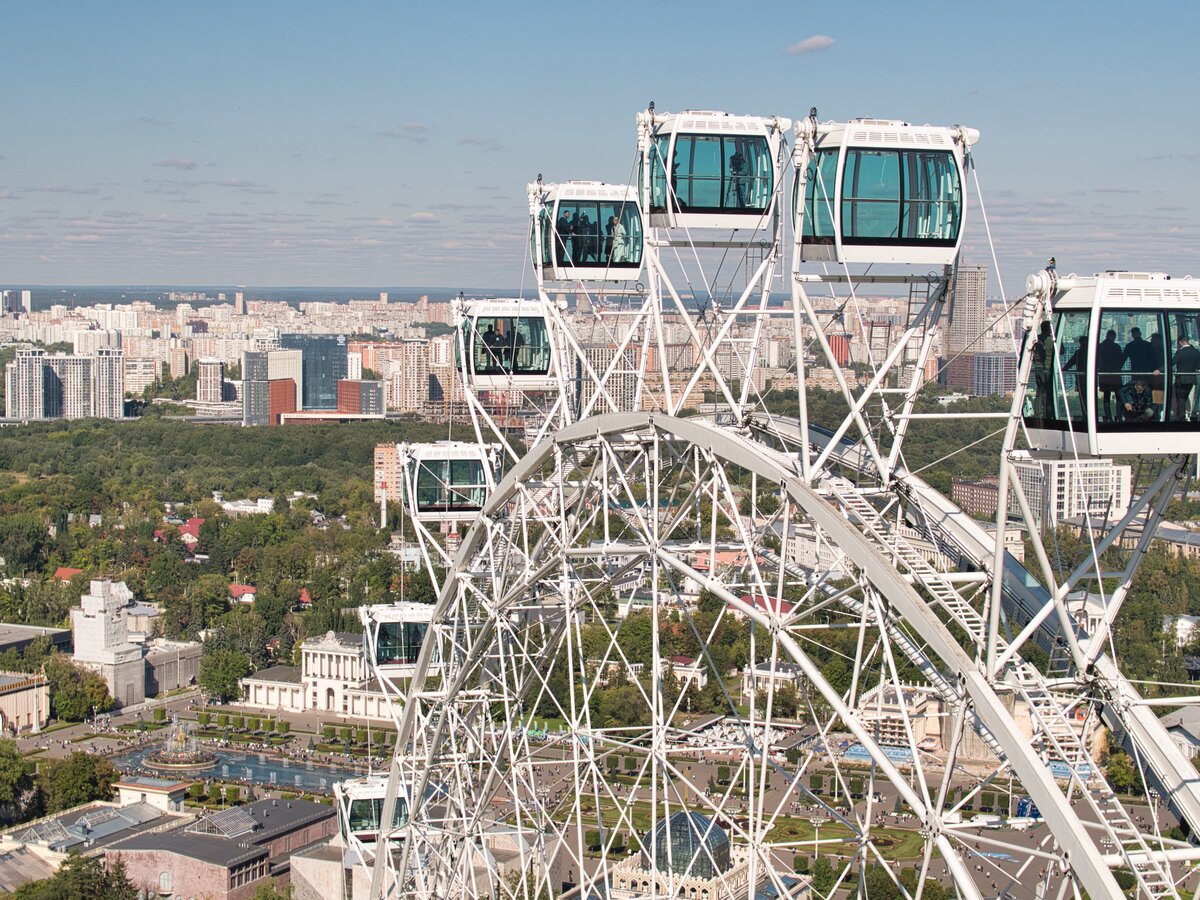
[2,1,1197,298]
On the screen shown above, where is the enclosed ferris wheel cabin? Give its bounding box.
[1021,269,1200,457]
[638,109,792,232]
[360,601,438,682]
[530,181,643,282]
[399,441,500,523]
[335,774,409,853]
[795,118,978,266]
[456,299,556,392]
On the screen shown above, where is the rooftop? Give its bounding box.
[0,623,70,647]
[9,801,178,853]
[0,847,55,893]
[114,776,191,793]
[0,671,45,692]
[301,630,363,651]
[244,665,302,684]
[114,830,268,869]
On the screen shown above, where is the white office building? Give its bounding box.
[1010,453,1132,528]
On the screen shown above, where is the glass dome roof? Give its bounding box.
[648,810,731,879]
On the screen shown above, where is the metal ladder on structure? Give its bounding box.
[1006,664,1179,899]
[831,486,988,647]
[828,483,1179,898]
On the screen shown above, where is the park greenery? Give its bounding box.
[0,741,116,825]
[11,854,139,900]
[0,417,450,696]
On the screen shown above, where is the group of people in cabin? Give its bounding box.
[555,207,629,266]
[477,320,528,374]
[1031,321,1200,424]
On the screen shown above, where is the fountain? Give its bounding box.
[142,715,219,773]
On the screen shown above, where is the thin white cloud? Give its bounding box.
[458,135,500,151]
[408,212,440,223]
[787,34,835,55]
[378,123,431,144]
[27,185,100,195]
[216,178,276,195]
[155,158,197,170]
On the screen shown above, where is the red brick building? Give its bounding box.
[336,378,384,415]
[109,798,336,899]
[267,378,297,426]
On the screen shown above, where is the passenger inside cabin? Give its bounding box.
[556,211,573,264]
[1031,322,1054,419]
[1063,333,1089,418]
[482,324,503,373]
[1097,329,1123,422]
[1119,376,1156,423]
[1171,334,1200,421]
[1122,327,1156,380]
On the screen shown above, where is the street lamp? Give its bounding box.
[810,816,827,864]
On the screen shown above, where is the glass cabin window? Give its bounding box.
[1168,312,1200,424]
[902,151,961,241]
[553,201,642,269]
[412,458,486,512]
[842,149,900,240]
[468,315,551,377]
[1025,309,1200,433]
[376,620,429,665]
[348,796,409,833]
[1088,309,1200,430]
[1023,311,1090,428]
[660,134,772,214]
[800,149,838,243]
[534,209,552,270]
[648,135,671,212]
[841,149,960,246]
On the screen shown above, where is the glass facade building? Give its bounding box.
[281,334,348,410]
[241,350,270,426]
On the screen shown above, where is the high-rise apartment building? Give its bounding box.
[92,348,125,419]
[20,291,31,315]
[347,351,363,381]
[234,292,245,316]
[241,350,270,426]
[947,264,988,356]
[168,348,191,379]
[578,345,639,414]
[4,348,47,420]
[384,342,430,413]
[374,444,403,525]
[196,358,225,404]
[970,352,1018,397]
[280,334,347,410]
[45,356,93,419]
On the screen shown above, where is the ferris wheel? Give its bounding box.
[360,105,1200,900]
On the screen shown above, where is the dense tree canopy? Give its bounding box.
[12,854,137,900]
[200,648,253,701]
[44,655,113,722]
[40,752,117,813]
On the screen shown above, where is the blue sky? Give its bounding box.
[1,1,1196,296]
